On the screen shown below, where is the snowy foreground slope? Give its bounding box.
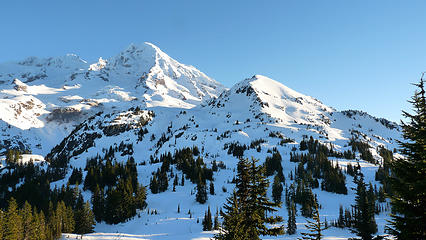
[0,45,401,239]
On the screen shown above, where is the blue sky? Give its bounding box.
[1,0,425,121]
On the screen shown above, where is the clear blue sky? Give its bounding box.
[1,0,425,122]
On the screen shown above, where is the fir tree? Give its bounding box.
[202,206,213,231]
[213,210,220,230]
[21,201,34,240]
[299,201,328,240]
[210,181,215,195]
[351,175,377,240]
[74,201,95,234]
[287,201,297,235]
[272,174,283,204]
[4,198,23,240]
[196,182,208,204]
[387,77,426,239]
[215,158,284,240]
[215,191,246,240]
[92,184,105,222]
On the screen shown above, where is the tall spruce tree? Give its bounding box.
[202,206,213,231]
[351,174,377,240]
[215,158,284,240]
[196,182,208,204]
[74,201,95,234]
[272,174,283,204]
[4,198,23,240]
[387,77,426,239]
[287,200,297,235]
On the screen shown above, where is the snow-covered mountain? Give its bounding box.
[0,42,225,153]
[0,45,402,239]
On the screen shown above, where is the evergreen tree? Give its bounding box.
[74,201,95,234]
[34,210,47,240]
[202,206,213,231]
[4,198,23,240]
[387,77,426,239]
[196,182,208,204]
[299,201,328,240]
[210,181,215,195]
[213,210,220,230]
[287,201,297,235]
[215,191,246,240]
[351,175,377,240]
[92,184,105,222]
[272,174,283,204]
[215,158,284,240]
[21,201,35,240]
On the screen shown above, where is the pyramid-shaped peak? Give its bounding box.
[233,74,307,101]
[119,42,169,59]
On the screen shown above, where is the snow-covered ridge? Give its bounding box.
[0,42,226,153]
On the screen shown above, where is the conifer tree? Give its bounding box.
[4,198,23,240]
[74,201,95,234]
[287,201,297,235]
[202,206,213,231]
[196,182,208,204]
[210,181,215,195]
[299,201,328,240]
[92,184,105,222]
[213,210,220,230]
[215,191,246,240]
[272,174,283,204]
[215,158,284,240]
[351,175,377,240]
[21,201,34,240]
[387,77,426,239]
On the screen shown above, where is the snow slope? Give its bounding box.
[0,46,402,239]
[47,75,401,239]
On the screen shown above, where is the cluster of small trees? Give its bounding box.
[291,151,347,194]
[349,138,376,164]
[84,156,147,224]
[4,149,23,165]
[148,147,214,204]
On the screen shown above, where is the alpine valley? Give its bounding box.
[0,43,402,239]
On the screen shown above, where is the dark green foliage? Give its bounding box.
[215,158,284,240]
[351,175,377,240]
[1,198,78,240]
[264,150,283,176]
[210,181,215,195]
[272,174,283,204]
[225,142,247,158]
[287,201,297,235]
[74,201,95,234]
[202,206,213,231]
[196,182,208,204]
[299,201,328,240]
[349,138,376,164]
[213,210,220,230]
[291,150,347,195]
[387,78,426,239]
[84,157,147,224]
[68,168,83,185]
